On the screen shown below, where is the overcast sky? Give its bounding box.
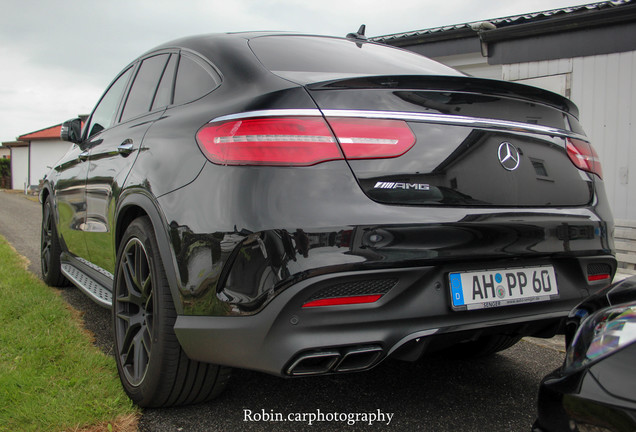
[0,0,592,143]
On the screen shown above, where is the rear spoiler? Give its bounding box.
[306,75,578,118]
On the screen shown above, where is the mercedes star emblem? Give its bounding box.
[498,142,520,171]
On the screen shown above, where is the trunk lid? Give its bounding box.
[307,76,594,207]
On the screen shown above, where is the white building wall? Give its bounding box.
[10,147,29,190]
[571,51,636,222]
[29,139,72,187]
[501,50,636,221]
[433,52,503,80]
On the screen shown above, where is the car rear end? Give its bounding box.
[172,34,616,377]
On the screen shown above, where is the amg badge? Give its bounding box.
[374,182,430,191]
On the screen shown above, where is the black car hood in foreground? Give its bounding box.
[533,276,636,432]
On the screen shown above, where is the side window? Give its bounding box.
[152,54,178,111]
[120,54,170,122]
[86,67,133,138]
[173,54,220,105]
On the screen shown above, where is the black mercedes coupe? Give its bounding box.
[40,31,616,407]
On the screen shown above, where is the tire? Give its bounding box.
[41,197,67,287]
[443,334,522,358]
[113,216,231,407]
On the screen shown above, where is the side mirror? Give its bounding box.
[60,118,82,144]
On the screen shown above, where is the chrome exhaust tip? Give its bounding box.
[286,345,383,376]
[334,346,383,372]
[286,351,340,376]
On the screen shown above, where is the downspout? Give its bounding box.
[469,21,497,58]
[27,140,31,193]
[9,147,14,189]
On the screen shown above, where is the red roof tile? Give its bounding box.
[18,124,62,141]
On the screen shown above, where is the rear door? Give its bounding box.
[84,53,176,274]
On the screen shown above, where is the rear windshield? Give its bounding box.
[249,36,462,77]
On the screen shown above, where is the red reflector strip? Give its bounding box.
[302,294,382,308]
[588,274,610,282]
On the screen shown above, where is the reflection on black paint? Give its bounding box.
[351,125,593,207]
[171,216,607,316]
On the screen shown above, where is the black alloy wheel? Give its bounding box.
[115,236,154,386]
[41,197,67,287]
[113,217,231,407]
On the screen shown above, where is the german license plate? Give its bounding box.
[449,266,559,311]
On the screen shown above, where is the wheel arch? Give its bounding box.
[115,189,184,313]
[39,182,55,216]
[39,184,51,206]
[39,183,61,234]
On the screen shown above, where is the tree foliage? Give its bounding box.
[0,158,10,177]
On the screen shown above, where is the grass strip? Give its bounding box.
[0,235,138,431]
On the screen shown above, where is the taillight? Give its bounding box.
[325,117,415,159]
[566,138,603,179]
[196,117,342,166]
[196,115,415,166]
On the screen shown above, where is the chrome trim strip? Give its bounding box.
[322,109,586,140]
[210,109,586,140]
[210,109,322,123]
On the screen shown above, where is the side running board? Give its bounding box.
[61,263,112,308]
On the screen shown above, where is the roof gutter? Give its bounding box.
[479,2,636,43]
[375,2,636,56]
[382,28,476,47]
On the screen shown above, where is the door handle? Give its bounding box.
[78,151,89,162]
[118,139,134,156]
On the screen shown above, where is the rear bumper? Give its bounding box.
[157,160,616,318]
[174,256,614,376]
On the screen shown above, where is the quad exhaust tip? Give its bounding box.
[287,345,383,376]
